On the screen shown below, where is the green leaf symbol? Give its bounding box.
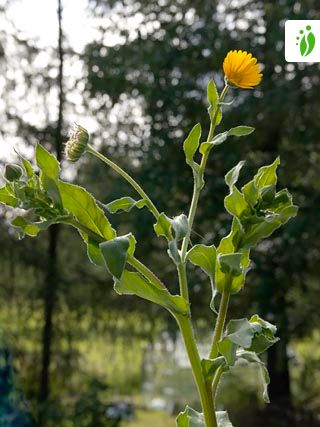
[299,27,316,57]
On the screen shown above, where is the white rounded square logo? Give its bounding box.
[285,20,320,62]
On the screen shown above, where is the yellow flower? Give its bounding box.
[223,50,262,89]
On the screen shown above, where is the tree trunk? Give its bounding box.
[38,0,64,423]
[267,293,291,404]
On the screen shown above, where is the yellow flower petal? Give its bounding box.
[223,50,262,89]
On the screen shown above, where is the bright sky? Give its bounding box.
[0,0,98,162]
[6,0,95,51]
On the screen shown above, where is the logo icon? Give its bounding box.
[285,20,320,62]
[296,25,315,56]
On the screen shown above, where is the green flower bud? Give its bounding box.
[65,124,89,162]
[4,164,23,181]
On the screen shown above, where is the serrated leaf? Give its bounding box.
[58,180,116,241]
[115,270,189,316]
[225,161,245,189]
[183,123,201,167]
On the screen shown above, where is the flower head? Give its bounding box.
[65,124,89,162]
[223,50,262,89]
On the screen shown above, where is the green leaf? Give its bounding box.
[242,180,259,208]
[176,406,204,427]
[100,235,131,279]
[225,161,245,189]
[58,180,116,241]
[115,270,189,316]
[215,219,250,294]
[227,126,255,137]
[0,185,18,207]
[237,350,271,403]
[240,207,298,249]
[212,131,228,146]
[224,186,250,219]
[21,158,34,178]
[218,253,243,276]
[207,79,219,108]
[36,144,60,181]
[36,144,62,209]
[187,244,216,278]
[153,212,173,240]
[201,357,226,382]
[187,244,217,311]
[218,318,256,366]
[105,196,146,213]
[11,216,40,237]
[248,314,279,354]
[208,126,254,149]
[87,237,105,266]
[216,411,234,427]
[254,157,280,191]
[183,123,201,167]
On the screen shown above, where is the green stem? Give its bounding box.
[177,262,189,301]
[178,85,229,304]
[128,256,166,290]
[209,289,230,360]
[86,144,160,220]
[177,315,217,427]
[211,366,223,400]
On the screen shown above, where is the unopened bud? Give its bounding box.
[4,164,23,181]
[65,124,89,162]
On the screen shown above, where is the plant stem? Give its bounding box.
[86,144,160,220]
[209,289,230,360]
[65,218,166,290]
[128,256,166,290]
[177,315,217,427]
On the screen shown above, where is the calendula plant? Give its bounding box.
[0,50,297,427]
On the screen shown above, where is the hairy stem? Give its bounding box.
[86,144,160,220]
[209,289,230,360]
[178,85,229,303]
[177,315,217,427]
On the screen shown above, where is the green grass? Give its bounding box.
[123,409,175,427]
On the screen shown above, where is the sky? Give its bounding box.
[0,0,97,161]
